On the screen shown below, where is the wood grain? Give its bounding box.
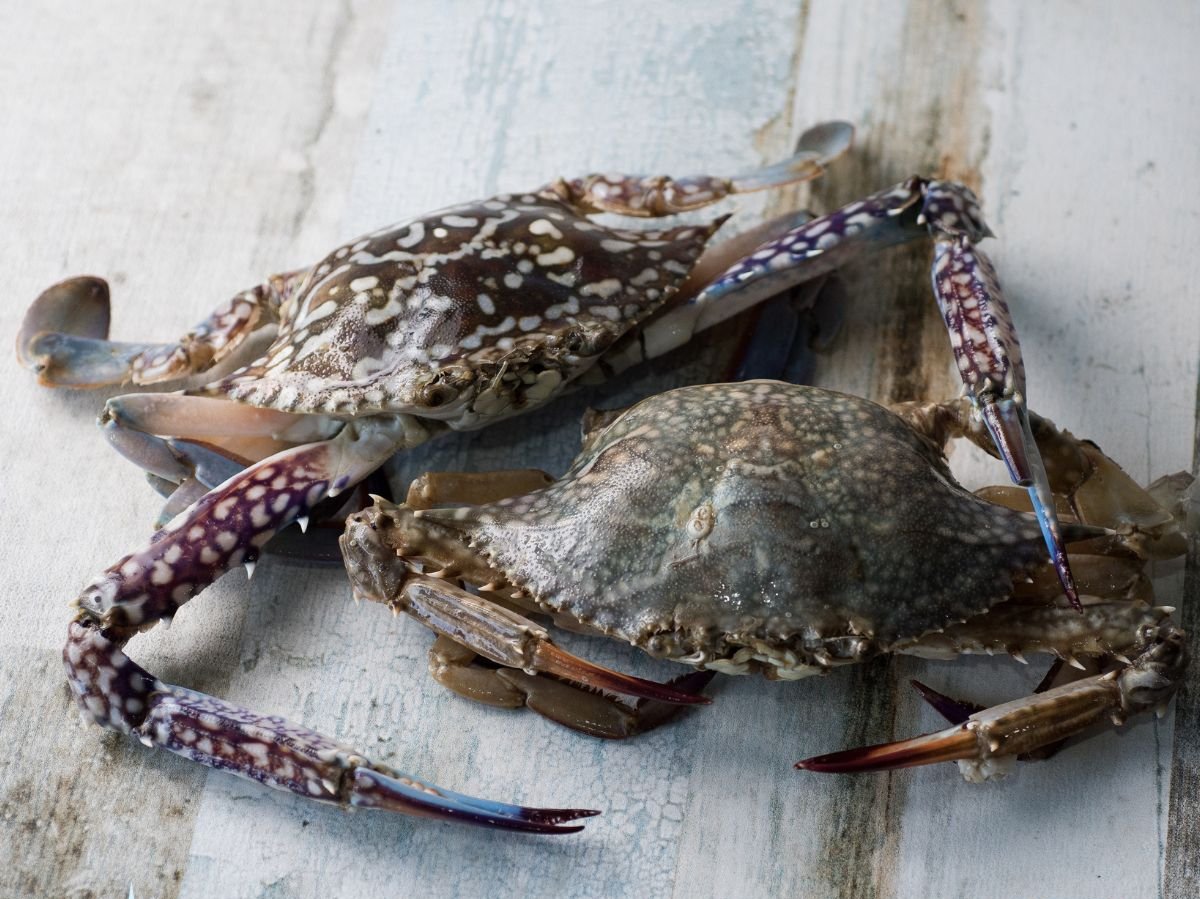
[0,3,393,896]
[1164,378,1200,898]
[1,2,1196,898]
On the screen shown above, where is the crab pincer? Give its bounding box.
[16,276,123,387]
[797,625,1187,780]
[18,270,308,388]
[65,624,596,832]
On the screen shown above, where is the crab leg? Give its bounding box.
[62,415,588,831]
[77,414,432,631]
[105,393,322,439]
[908,668,1085,763]
[102,399,304,477]
[380,576,710,707]
[899,590,1174,662]
[614,178,988,367]
[17,269,308,388]
[898,398,1187,561]
[65,623,593,832]
[105,429,244,531]
[102,392,339,476]
[102,424,239,490]
[546,120,852,217]
[598,180,987,376]
[433,638,717,740]
[928,235,1081,606]
[152,477,213,529]
[98,394,344,535]
[797,623,1186,781]
[65,416,594,830]
[404,470,555,510]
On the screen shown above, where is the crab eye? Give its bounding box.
[686,503,716,541]
[422,384,457,408]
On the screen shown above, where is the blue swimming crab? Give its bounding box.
[343,381,1189,782]
[18,121,1116,832]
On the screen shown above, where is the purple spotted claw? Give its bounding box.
[73,440,337,633]
[65,416,600,833]
[930,231,1080,609]
[64,624,595,833]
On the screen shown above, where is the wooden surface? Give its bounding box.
[2,2,1197,897]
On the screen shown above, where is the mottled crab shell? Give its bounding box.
[421,381,1051,675]
[197,194,723,425]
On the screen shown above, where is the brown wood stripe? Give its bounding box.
[1164,366,1200,898]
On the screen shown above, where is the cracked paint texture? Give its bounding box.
[2,1,1198,898]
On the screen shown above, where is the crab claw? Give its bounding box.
[797,728,979,774]
[18,276,111,351]
[65,621,596,834]
[18,272,294,388]
[347,768,598,833]
[980,398,1081,610]
[930,228,1081,609]
[533,641,711,706]
[797,625,1186,781]
[16,276,163,387]
[390,577,710,707]
[729,120,854,192]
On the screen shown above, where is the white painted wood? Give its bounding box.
[892,6,1200,895]
[785,3,1200,898]
[0,3,394,896]
[1,2,1196,898]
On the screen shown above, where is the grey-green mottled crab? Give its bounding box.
[18,120,1118,832]
[342,381,1190,784]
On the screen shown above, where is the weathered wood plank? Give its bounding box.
[1,2,1197,898]
[891,5,1200,896]
[782,3,1199,897]
[1165,382,1200,897]
[0,3,392,897]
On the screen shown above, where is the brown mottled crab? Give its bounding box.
[341,381,1189,783]
[19,121,1099,831]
